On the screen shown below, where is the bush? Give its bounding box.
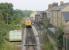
[43,40,54,50]
[0,22,23,50]
[0,22,8,49]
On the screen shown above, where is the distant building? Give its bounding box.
[35,11,47,25]
[47,2,63,27]
[35,11,43,23]
[47,1,69,50]
[47,1,69,33]
[35,14,40,23]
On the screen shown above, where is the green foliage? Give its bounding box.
[0,2,33,50]
[22,10,33,17]
[43,40,54,50]
[0,3,13,24]
[0,3,33,24]
[0,22,9,49]
[13,10,24,18]
[12,10,33,25]
[0,21,22,50]
[1,42,17,50]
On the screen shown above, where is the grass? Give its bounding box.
[43,40,54,50]
[1,41,17,50]
[0,22,24,50]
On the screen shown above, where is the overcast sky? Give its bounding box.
[0,0,69,11]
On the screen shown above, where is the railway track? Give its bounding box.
[22,26,41,50]
[22,27,37,50]
[25,27,37,50]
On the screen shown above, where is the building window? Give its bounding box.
[65,20,69,23]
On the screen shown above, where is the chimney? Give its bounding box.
[52,2,58,7]
[60,1,64,5]
[48,4,53,9]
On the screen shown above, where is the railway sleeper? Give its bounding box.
[24,44,36,46]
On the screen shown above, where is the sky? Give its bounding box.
[0,0,69,11]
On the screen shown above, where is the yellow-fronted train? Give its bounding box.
[24,18,32,28]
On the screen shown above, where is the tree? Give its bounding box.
[0,3,13,24]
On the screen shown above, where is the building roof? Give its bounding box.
[59,2,69,10]
[51,6,60,11]
[47,2,69,20]
[61,6,69,12]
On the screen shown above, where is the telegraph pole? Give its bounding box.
[7,13,8,25]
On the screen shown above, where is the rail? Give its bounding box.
[22,26,41,50]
